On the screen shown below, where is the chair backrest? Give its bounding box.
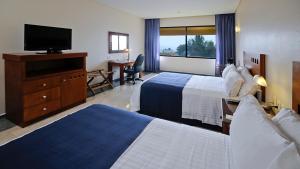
[133,54,144,72]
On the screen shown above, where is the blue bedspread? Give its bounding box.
[0,104,153,169]
[140,72,192,122]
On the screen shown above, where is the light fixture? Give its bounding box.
[235,26,241,33]
[253,75,267,87]
[124,48,130,61]
[253,75,267,102]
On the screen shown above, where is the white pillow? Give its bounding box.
[238,68,259,97]
[224,70,244,97]
[222,64,236,78]
[272,108,300,153]
[236,66,244,72]
[267,143,300,169]
[230,95,290,169]
[272,108,298,122]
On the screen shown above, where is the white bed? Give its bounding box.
[131,74,229,126]
[111,118,232,169]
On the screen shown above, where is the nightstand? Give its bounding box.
[261,102,277,117]
[222,98,239,135]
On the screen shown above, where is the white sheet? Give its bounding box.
[130,74,159,112]
[111,119,231,169]
[182,75,226,126]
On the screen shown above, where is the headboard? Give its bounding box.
[243,52,266,101]
[293,61,300,114]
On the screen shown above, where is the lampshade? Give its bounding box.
[253,75,267,87]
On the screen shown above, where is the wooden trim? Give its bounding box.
[243,52,266,101]
[293,61,300,114]
[108,31,129,54]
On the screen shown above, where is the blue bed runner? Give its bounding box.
[140,72,192,122]
[0,104,153,169]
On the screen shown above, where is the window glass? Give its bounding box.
[111,35,119,51]
[159,26,216,58]
[160,35,186,56]
[187,35,216,58]
[119,35,127,50]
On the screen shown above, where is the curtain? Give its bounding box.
[145,19,160,72]
[215,13,236,76]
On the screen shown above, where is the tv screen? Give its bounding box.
[24,24,72,53]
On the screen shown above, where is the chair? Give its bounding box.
[124,54,144,84]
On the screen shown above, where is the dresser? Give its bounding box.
[3,52,87,127]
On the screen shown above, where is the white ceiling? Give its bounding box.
[97,0,240,18]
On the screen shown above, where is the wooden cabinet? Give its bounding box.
[222,99,239,135]
[61,72,86,108]
[3,52,87,127]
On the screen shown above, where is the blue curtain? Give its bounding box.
[145,19,160,72]
[215,13,236,76]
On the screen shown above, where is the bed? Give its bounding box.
[0,104,231,169]
[1,95,298,169]
[131,53,266,126]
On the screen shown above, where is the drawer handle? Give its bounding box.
[42,83,47,87]
[42,95,47,99]
[63,79,67,82]
[42,107,47,111]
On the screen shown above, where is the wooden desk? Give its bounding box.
[108,60,134,85]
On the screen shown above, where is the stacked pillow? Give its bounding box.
[272,108,300,153]
[222,64,236,78]
[230,95,300,169]
[222,65,260,98]
[238,67,259,97]
[222,64,244,97]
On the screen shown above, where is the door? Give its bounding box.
[61,72,86,108]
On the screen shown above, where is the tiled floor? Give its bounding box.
[0,73,155,145]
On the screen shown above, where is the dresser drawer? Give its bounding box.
[23,87,61,108]
[23,76,61,94]
[23,100,61,122]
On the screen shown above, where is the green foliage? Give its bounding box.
[177,35,216,58]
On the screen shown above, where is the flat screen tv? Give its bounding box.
[24,24,72,54]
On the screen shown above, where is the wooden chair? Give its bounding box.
[87,69,113,96]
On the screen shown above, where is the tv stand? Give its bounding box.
[3,52,88,127]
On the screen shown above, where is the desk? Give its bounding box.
[108,60,134,85]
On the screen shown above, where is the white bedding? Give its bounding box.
[130,74,230,126]
[182,75,226,126]
[111,118,232,169]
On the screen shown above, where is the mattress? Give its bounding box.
[130,72,228,126]
[111,118,232,169]
[0,104,153,169]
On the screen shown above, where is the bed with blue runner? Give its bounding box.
[140,72,192,122]
[0,104,153,169]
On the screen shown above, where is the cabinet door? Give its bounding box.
[61,72,86,108]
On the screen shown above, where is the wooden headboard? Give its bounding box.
[243,52,266,101]
[293,61,300,114]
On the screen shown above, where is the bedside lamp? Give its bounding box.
[253,75,267,102]
[253,75,267,87]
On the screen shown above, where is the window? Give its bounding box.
[108,32,129,53]
[160,26,216,59]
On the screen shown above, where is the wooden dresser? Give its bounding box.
[3,52,87,127]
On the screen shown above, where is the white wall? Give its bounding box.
[0,0,145,114]
[160,15,216,75]
[236,0,300,108]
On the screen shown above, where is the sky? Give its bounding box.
[160,35,216,51]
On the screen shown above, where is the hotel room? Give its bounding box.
[0,0,300,168]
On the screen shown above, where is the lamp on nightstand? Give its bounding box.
[253,75,267,102]
[124,48,130,61]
